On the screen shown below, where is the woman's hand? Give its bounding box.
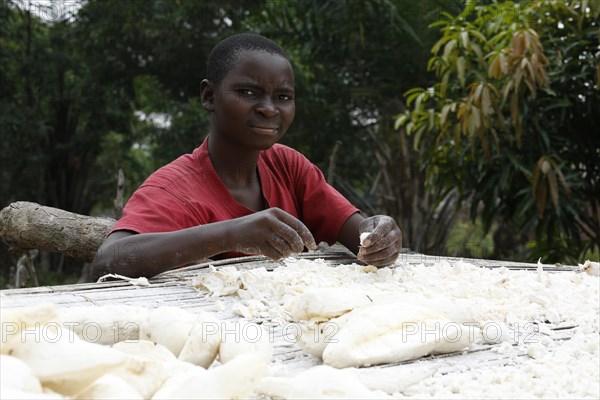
[230,208,317,260]
[357,215,402,267]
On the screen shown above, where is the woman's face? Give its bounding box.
[210,50,295,151]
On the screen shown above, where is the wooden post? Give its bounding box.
[327,140,342,185]
[15,249,39,288]
[114,168,125,220]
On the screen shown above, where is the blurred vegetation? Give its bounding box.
[1,0,598,287]
[397,0,599,263]
[445,217,495,259]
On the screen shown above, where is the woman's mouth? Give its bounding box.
[249,125,279,135]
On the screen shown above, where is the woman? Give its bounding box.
[91,33,402,279]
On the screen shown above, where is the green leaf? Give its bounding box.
[440,104,451,125]
[394,114,409,130]
[443,39,457,60]
[541,99,572,112]
[506,152,530,175]
[460,31,470,49]
[474,83,483,102]
[431,37,448,55]
[415,92,428,112]
[441,70,450,96]
[470,42,483,61]
[413,125,425,150]
[456,56,466,86]
[469,29,487,44]
[547,171,559,208]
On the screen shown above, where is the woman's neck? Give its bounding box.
[206,134,260,185]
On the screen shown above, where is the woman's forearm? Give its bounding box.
[90,222,234,279]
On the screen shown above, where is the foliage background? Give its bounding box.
[1,0,598,287]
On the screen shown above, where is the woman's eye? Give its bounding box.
[239,89,255,96]
[278,94,293,101]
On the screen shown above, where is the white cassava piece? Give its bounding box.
[580,260,600,276]
[218,320,273,365]
[321,302,473,368]
[256,364,390,399]
[109,340,183,398]
[177,312,222,368]
[0,354,43,394]
[97,273,151,287]
[138,306,198,357]
[192,266,241,296]
[74,374,142,400]
[59,305,149,345]
[153,352,268,400]
[289,287,373,321]
[1,303,61,352]
[360,232,372,246]
[7,327,126,396]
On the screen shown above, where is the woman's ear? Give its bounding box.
[200,79,215,112]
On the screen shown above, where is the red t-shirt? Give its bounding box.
[111,136,359,259]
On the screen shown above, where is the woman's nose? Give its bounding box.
[256,97,279,118]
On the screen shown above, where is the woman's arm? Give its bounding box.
[90,208,317,280]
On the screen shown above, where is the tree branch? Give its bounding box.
[0,202,116,262]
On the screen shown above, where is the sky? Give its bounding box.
[12,0,83,23]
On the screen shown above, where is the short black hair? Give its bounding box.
[207,33,290,85]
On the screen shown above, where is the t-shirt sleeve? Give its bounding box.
[293,157,360,245]
[110,185,199,235]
